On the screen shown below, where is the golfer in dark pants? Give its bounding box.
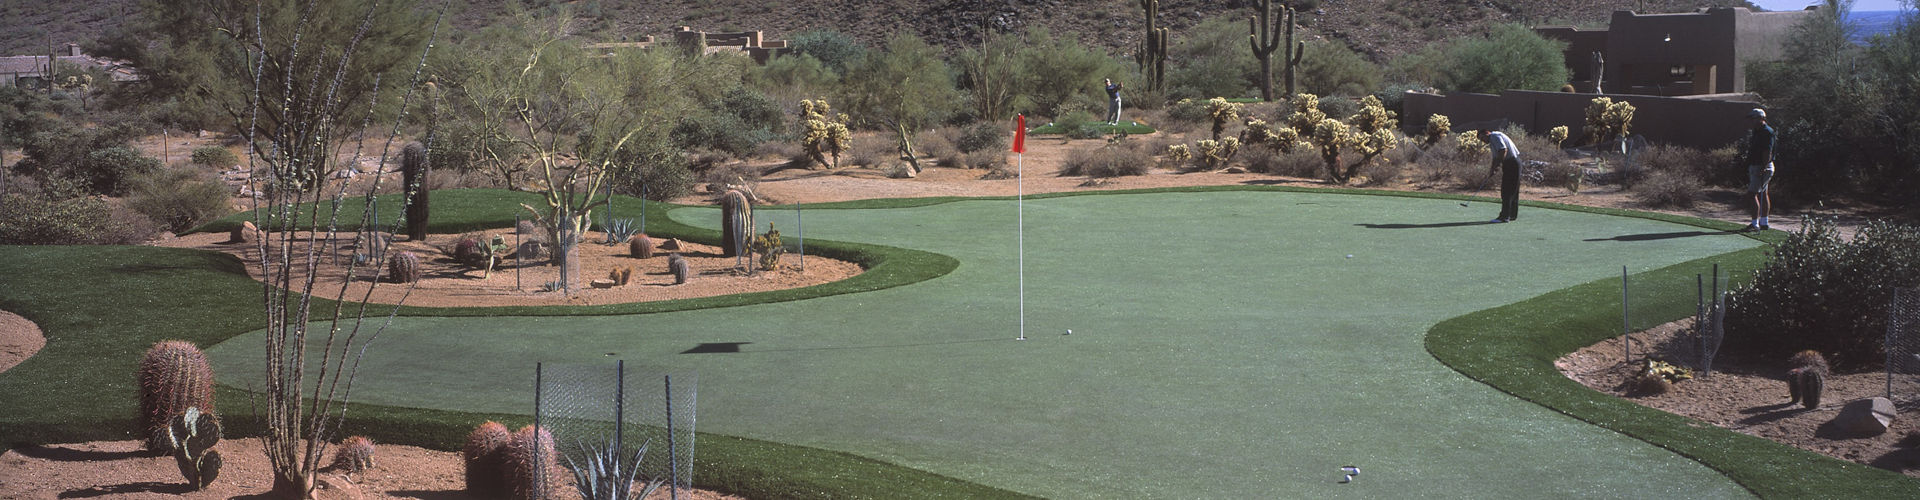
[1483,130,1521,222]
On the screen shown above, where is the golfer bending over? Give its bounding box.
[1483,129,1521,223]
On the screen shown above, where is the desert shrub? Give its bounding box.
[1297,40,1382,97]
[955,121,1008,153]
[1052,110,1103,139]
[1629,169,1704,208]
[611,155,695,202]
[1437,23,1570,94]
[788,30,866,75]
[74,146,163,196]
[1167,16,1258,101]
[913,127,958,161]
[127,167,231,233]
[1726,219,1920,371]
[961,150,1007,170]
[748,53,839,102]
[845,134,894,168]
[1635,143,1724,187]
[330,436,376,473]
[672,111,772,158]
[1013,27,1126,120]
[1355,156,1404,186]
[190,146,239,169]
[1063,144,1152,177]
[0,192,131,244]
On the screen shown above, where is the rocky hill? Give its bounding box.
[5,0,1760,64]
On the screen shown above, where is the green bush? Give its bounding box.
[1298,40,1382,97]
[189,146,239,170]
[1167,16,1258,101]
[1438,24,1570,94]
[788,30,867,75]
[128,167,232,233]
[1062,144,1152,177]
[0,193,122,244]
[1013,27,1126,119]
[81,146,164,196]
[1726,219,1920,371]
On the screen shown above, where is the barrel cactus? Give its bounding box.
[388,251,423,283]
[503,425,559,500]
[630,233,655,259]
[401,141,431,241]
[669,254,691,285]
[463,421,513,493]
[138,340,215,453]
[1788,350,1829,409]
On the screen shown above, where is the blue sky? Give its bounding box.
[1751,0,1910,11]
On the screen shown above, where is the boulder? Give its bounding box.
[229,221,260,243]
[1834,397,1897,435]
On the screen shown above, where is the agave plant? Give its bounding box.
[600,217,640,245]
[564,437,666,500]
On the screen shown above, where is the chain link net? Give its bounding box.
[1888,288,1920,406]
[538,362,698,498]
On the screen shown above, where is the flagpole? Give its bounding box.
[1014,114,1027,341]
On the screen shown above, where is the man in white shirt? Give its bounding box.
[1482,129,1521,222]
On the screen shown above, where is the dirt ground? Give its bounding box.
[0,132,1907,496]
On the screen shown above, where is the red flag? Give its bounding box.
[1012,114,1026,154]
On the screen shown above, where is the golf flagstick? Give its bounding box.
[1013,114,1027,340]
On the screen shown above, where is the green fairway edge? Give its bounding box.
[1427,248,1920,498]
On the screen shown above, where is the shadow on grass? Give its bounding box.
[1583,230,1733,242]
[1356,221,1500,229]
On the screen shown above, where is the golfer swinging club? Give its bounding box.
[1482,128,1521,223]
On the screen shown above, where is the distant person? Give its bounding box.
[1742,108,1775,231]
[1482,129,1521,223]
[1104,78,1123,125]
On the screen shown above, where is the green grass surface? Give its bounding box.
[210,190,1778,498]
[1027,121,1155,136]
[8,187,1917,498]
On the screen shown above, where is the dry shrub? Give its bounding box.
[846,134,894,168]
[1355,158,1404,186]
[1632,372,1673,396]
[1063,145,1152,178]
[914,127,958,160]
[754,140,803,161]
[962,150,1007,170]
[1630,169,1704,208]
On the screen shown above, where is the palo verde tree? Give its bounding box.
[97,0,433,191]
[1438,23,1569,95]
[228,0,450,497]
[956,26,1030,123]
[840,33,959,175]
[450,13,700,287]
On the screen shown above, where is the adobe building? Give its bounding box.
[1535,7,1818,96]
[0,43,142,89]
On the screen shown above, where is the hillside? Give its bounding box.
[8,0,1760,63]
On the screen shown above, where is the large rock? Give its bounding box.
[1833,397,1897,435]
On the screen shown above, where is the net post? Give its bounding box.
[665,374,678,500]
[1622,266,1631,364]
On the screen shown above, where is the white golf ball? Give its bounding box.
[1346,254,1354,259]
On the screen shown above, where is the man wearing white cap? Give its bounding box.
[1742,108,1775,231]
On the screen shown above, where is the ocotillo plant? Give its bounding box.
[401,141,430,241]
[1249,0,1304,102]
[1137,0,1169,93]
[138,340,216,453]
[720,189,753,258]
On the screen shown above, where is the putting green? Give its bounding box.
[208,191,1762,498]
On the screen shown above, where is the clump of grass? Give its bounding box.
[1062,144,1152,178]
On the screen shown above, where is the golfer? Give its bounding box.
[1104,78,1123,125]
[1483,129,1521,222]
[1742,108,1775,231]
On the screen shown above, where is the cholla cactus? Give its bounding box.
[1197,137,1241,170]
[1548,125,1569,148]
[750,223,785,271]
[1341,95,1399,169]
[1423,114,1452,146]
[330,436,377,474]
[1205,97,1243,141]
[799,99,852,169]
[1240,118,1300,154]
[1456,131,1489,156]
[1164,143,1192,164]
[1583,97,1635,145]
[1311,118,1351,179]
[1284,93,1327,137]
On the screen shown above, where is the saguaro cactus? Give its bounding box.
[1249,0,1304,102]
[401,141,430,241]
[1137,0,1169,93]
[720,189,753,258]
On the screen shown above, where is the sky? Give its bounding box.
[1750,0,1910,11]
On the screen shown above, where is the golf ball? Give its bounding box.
[1346,254,1354,259]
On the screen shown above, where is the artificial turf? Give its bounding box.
[7,187,1916,498]
[208,189,1786,498]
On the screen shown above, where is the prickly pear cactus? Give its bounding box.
[163,407,223,490]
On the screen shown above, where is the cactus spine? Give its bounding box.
[330,435,377,474]
[138,340,216,453]
[389,251,422,283]
[402,141,430,241]
[163,407,223,490]
[1136,0,1169,94]
[720,189,753,258]
[503,425,558,500]
[1250,0,1303,102]
[464,421,513,493]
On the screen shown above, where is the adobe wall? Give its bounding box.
[1403,90,1762,150]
